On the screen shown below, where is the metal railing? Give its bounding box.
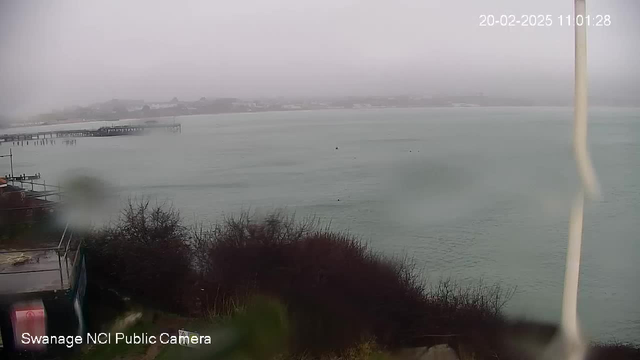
[0,222,80,290]
[5,179,64,201]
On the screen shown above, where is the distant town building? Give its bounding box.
[150,103,176,110]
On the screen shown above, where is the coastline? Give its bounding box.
[6,104,639,131]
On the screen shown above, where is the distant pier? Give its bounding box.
[0,123,181,143]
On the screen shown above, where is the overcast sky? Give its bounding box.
[1,0,638,116]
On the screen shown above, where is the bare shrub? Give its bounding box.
[196,211,516,355]
[85,206,525,356]
[589,342,640,360]
[84,198,193,312]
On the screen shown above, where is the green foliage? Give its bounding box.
[196,296,289,360]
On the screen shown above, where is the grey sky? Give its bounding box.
[1,0,638,116]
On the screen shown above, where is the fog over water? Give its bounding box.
[1,0,639,115]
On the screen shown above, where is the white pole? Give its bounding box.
[560,1,598,359]
[562,191,585,359]
[572,0,599,199]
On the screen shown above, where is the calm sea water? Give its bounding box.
[3,107,639,342]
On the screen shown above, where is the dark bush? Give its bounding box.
[589,342,640,360]
[84,199,193,312]
[195,212,514,354]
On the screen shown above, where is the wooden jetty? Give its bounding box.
[0,123,181,143]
